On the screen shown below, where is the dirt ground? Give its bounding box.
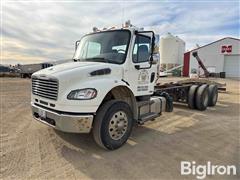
[0,77,239,179]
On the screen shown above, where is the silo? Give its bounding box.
[160,33,185,71]
[176,36,185,65]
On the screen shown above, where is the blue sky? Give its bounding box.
[2,0,240,64]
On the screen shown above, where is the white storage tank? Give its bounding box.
[160,33,185,71]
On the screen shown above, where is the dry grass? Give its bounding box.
[0,72,20,78]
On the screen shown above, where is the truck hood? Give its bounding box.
[35,61,102,75]
[33,61,123,81]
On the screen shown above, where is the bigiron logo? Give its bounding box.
[181,161,237,179]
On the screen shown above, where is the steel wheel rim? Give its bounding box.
[108,111,128,140]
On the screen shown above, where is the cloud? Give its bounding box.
[2,0,239,64]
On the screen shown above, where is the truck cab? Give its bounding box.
[31,25,169,150]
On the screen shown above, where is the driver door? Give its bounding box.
[125,32,157,96]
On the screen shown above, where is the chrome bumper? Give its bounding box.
[31,103,94,133]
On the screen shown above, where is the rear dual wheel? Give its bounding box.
[188,85,198,109]
[195,84,209,111]
[188,84,216,111]
[208,84,218,106]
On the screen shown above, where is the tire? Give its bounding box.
[93,100,134,150]
[196,84,209,111]
[159,92,173,112]
[208,85,218,106]
[188,85,198,109]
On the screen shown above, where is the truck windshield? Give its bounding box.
[73,30,130,64]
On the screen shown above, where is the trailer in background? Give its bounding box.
[18,63,53,78]
[17,59,73,78]
[0,65,11,72]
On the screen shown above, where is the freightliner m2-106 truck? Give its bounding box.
[31,25,218,150]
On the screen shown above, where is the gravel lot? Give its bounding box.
[0,77,239,179]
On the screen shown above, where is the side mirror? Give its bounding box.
[149,34,157,64]
[75,40,80,51]
[149,55,153,64]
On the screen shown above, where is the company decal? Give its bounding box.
[138,70,149,84]
[221,45,232,53]
[137,86,148,91]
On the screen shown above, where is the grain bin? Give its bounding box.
[160,33,185,71]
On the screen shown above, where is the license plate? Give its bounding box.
[38,109,46,119]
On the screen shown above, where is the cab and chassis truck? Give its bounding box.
[31,26,219,150]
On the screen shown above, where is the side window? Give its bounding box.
[80,42,88,59]
[87,42,101,58]
[132,35,151,63]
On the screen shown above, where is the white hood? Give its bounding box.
[33,61,123,81]
[35,62,100,75]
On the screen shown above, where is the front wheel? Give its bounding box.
[93,100,134,150]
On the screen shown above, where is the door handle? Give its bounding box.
[150,72,155,83]
[134,64,152,70]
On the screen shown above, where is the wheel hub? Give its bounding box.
[109,111,128,140]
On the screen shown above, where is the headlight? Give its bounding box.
[67,88,97,100]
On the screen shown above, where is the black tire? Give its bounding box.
[196,84,209,111]
[159,92,173,112]
[93,100,134,150]
[188,85,198,109]
[208,85,218,106]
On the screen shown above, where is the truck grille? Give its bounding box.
[32,77,58,100]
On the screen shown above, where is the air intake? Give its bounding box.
[32,77,58,100]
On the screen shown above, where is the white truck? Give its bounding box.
[31,25,219,150]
